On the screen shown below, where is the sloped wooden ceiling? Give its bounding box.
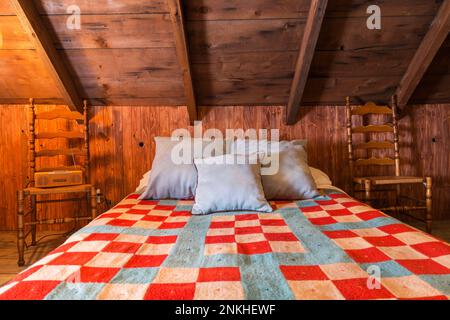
[0,0,448,107]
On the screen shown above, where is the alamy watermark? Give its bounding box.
[170,121,281,176]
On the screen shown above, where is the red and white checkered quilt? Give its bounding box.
[1,190,449,300]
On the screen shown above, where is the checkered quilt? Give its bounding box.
[1,189,450,300]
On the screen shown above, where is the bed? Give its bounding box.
[1,187,449,300]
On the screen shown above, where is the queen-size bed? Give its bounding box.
[1,186,449,300]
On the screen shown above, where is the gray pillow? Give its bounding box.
[139,137,226,200]
[192,155,273,215]
[232,140,319,200]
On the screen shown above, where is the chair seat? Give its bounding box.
[24,184,92,196]
[354,176,424,186]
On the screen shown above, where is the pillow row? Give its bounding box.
[139,137,320,214]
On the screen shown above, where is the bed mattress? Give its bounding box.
[1,189,449,300]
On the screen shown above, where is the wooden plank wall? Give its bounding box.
[0,0,449,106]
[0,104,449,230]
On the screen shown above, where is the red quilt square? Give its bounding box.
[78,267,120,283]
[327,209,352,216]
[142,215,167,222]
[333,278,394,300]
[170,211,191,217]
[341,201,362,208]
[397,259,450,275]
[197,267,241,282]
[50,241,78,254]
[309,217,337,226]
[84,233,119,242]
[411,242,450,258]
[364,235,405,247]
[235,214,259,221]
[210,221,235,228]
[146,235,178,244]
[237,241,271,255]
[124,255,167,268]
[379,224,415,234]
[14,265,43,282]
[154,205,176,211]
[102,213,122,219]
[345,247,391,263]
[280,265,328,281]
[235,226,263,235]
[300,206,323,213]
[159,222,186,229]
[138,199,158,205]
[0,281,60,300]
[315,200,338,206]
[265,233,297,242]
[329,194,348,200]
[107,219,136,227]
[127,194,140,199]
[205,235,235,244]
[145,283,195,300]
[357,211,384,221]
[48,252,97,266]
[323,230,358,239]
[114,204,134,209]
[126,209,150,215]
[102,242,141,254]
[260,219,286,226]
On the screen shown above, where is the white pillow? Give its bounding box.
[310,167,332,187]
[135,167,333,193]
[192,154,273,215]
[231,140,319,200]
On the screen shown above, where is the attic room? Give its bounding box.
[0,0,449,304]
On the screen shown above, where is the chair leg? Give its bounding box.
[17,190,25,267]
[31,195,37,246]
[364,179,372,207]
[425,177,432,234]
[90,187,97,220]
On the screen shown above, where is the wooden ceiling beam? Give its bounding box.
[286,0,328,125]
[10,0,83,112]
[168,0,198,125]
[395,0,450,108]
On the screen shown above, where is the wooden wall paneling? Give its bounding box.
[1,104,450,230]
[395,0,450,108]
[325,0,444,18]
[186,0,310,20]
[187,19,305,55]
[0,16,33,49]
[35,0,169,15]
[45,14,175,50]
[11,0,82,111]
[0,106,28,230]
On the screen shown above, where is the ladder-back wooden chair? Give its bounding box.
[17,99,97,266]
[345,96,432,233]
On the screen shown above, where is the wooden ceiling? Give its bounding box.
[0,0,449,118]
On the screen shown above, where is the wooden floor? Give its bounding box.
[1,221,450,287]
[0,231,66,286]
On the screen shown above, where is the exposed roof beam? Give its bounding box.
[286,0,328,125]
[11,0,83,112]
[167,0,198,125]
[395,0,450,108]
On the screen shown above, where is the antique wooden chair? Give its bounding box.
[17,99,97,266]
[345,96,432,233]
